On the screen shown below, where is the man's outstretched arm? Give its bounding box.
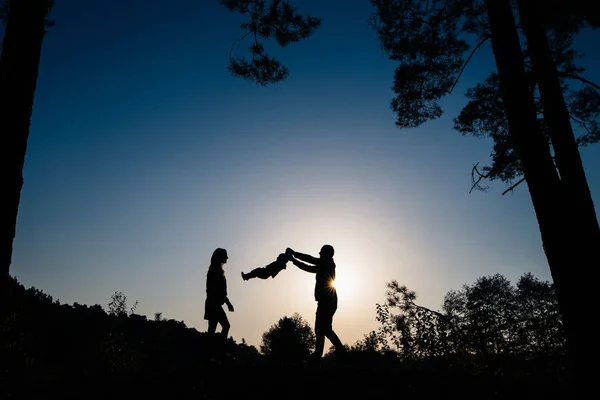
[287,248,319,265]
[292,258,318,273]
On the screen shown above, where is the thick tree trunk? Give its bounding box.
[517,0,600,229]
[0,0,49,313]
[484,0,586,393]
[517,0,600,390]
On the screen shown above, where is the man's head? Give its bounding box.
[319,244,334,259]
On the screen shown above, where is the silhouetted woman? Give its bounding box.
[204,247,234,360]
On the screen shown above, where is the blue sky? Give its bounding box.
[9,0,600,348]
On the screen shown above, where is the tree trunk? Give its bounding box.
[517,0,600,229]
[517,0,600,390]
[484,0,585,393]
[0,0,49,313]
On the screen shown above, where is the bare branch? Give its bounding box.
[501,177,526,195]
[570,115,593,137]
[400,290,470,350]
[449,35,489,94]
[229,30,253,60]
[408,300,447,320]
[560,73,600,91]
[469,163,490,193]
[252,28,259,61]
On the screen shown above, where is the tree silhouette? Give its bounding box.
[1,274,570,397]
[370,0,599,191]
[368,1,599,387]
[443,273,565,357]
[107,291,138,318]
[218,2,599,382]
[220,0,322,85]
[260,313,315,362]
[376,281,463,361]
[376,273,565,374]
[0,1,320,312]
[0,0,54,314]
[511,273,565,356]
[455,69,599,193]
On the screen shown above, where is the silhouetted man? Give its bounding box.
[286,245,346,364]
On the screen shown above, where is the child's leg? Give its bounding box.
[254,267,271,279]
[243,267,270,280]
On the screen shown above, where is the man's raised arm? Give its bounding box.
[292,258,318,273]
[287,248,319,264]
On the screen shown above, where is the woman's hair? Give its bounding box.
[211,248,228,265]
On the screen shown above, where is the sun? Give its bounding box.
[330,271,355,294]
[327,260,365,309]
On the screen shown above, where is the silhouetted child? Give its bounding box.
[241,253,290,281]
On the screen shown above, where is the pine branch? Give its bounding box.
[561,73,600,91]
[449,35,490,94]
[501,177,526,195]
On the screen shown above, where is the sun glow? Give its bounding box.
[327,258,370,313]
[330,269,356,295]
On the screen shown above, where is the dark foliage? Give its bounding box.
[0,276,254,397]
[220,0,321,85]
[370,0,475,128]
[0,275,570,398]
[260,312,315,362]
[371,273,567,379]
[369,0,600,193]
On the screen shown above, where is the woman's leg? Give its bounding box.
[208,319,218,334]
[206,319,218,359]
[216,309,230,359]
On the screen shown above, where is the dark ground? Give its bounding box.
[1,357,570,400]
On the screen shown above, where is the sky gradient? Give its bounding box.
[9,0,600,348]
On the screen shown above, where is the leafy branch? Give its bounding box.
[221,0,321,86]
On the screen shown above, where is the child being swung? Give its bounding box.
[241,253,291,281]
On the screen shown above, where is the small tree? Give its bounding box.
[376,273,566,372]
[260,313,315,362]
[107,291,137,317]
[376,282,461,360]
